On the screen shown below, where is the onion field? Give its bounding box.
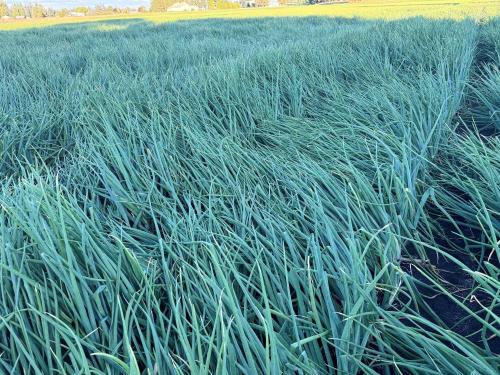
[0,16,499,374]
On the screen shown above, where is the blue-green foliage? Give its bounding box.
[0,17,498,374]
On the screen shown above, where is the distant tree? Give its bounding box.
[57,7,69,16]
[218,0,239,9]
[191,0,207,9]
[93,4,104,14]
[10,3,25,17]
[31,3,45,18]
[23,3,32,17]
[74,6,89,14]
[92,4,114,14]
[92,4,113,15]
[137,5,147,12]
[150,0,175,12]
[0,0,7,17]
[92,4,115,15]
[43,6,56,17]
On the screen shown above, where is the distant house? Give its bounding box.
[1,15,10,20]
[167,2,200,12]
[69,12,85,17]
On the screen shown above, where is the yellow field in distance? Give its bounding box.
[1,0,499,30]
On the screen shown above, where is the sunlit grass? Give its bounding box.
[1,0,499,30]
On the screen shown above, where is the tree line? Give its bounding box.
[0,1,147,18]
[149,0,295,11]
[150,0,242,11]
[0,0,315,19]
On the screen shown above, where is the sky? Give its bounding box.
[7,0,149,8]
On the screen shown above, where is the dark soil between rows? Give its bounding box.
[403,221,500,355]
